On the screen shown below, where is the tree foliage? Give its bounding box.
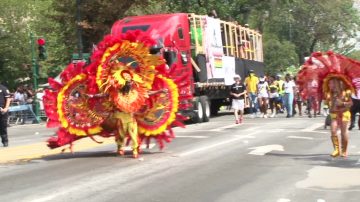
[263,34,298,74]
[0,0,359,89]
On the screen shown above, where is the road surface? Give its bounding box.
[0,113,359,202]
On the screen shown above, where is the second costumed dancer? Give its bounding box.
[297,51,360,157]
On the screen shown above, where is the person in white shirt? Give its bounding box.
[257,76,269,118]
[283,74,296,118]
[14,87,27,105]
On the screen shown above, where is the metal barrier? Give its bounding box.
[7,103,40,125]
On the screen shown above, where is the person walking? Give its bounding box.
[269,79,280,118]
[230,75,246,124]
[283,74,296,118]
[293,77,303,116]
[244,70,259,118]
[324,77,353,157]
[274,74,285,113]
[257,76,269,118]
[348,93,360,130]
[306,79,319,118]
[0,83,11,147]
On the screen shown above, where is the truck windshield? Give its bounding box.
[122,25,150,33]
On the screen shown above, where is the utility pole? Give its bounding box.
[76,0,84,59]
[29,32,40,123]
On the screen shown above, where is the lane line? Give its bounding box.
[176,135,209,139]
[277,199,291,202]
[209,123,239,131]
[248,144,284,156]
[301,123,323,132]
[179,132,258,157]
[287,136,314,140]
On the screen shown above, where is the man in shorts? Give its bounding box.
[230,75,247,124]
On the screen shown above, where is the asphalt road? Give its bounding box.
[1,113,360,202]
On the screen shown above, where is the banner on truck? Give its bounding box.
[223,56,236,85]
[204,17,224,79]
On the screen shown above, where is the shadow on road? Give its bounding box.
[266,153,360,168]
[40,150,164,161]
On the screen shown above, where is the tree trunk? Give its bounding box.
[309,38,317,53]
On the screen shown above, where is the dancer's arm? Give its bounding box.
[148,89,168,96]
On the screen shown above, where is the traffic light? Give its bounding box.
[37,38,47,60]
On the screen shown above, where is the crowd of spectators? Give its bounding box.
[230,70,324,124]
[6,84,45,124]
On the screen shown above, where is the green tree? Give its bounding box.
[0,0,69,89]
[263,34,298,75]
[265,0,360,64]
[0,0,36,89]
[347,50,360,60]
[50,0,162,54]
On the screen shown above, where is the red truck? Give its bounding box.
[111,13,264,123]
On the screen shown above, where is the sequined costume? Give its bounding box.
[44,31,190,158]
[297,51,360,157]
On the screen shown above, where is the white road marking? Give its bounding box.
[176,135,208,139]
[28,195,57,202]
[268,129,285,132]
[209,124,240,132]
[287,136,314,140]
[248,144,284,156]
[179,132,258,157]
[301,123,323,132]
[317,199,326,202]
[174,129,215,133]
[277,199,291,202]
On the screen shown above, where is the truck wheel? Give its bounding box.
[200,96,210,122]
[191,99,204,123]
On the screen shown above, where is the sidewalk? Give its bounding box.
[0,124,115,164]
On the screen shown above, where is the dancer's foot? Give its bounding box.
[118,149,125,156]
[348,125,354,130]
[133,150,139,158]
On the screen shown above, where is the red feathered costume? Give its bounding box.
[44,31,191,158]
[297,51,360,157]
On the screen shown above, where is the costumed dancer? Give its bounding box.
[43,31,191,158]
[297,51,360,157]
[324,76,352,157]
